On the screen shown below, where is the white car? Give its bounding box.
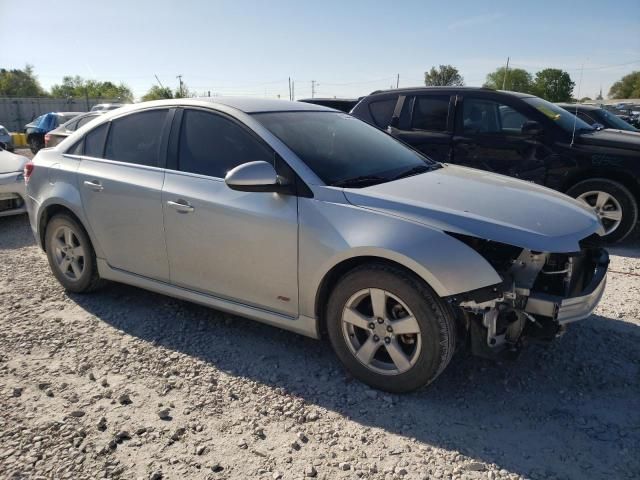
[0,146,29,217]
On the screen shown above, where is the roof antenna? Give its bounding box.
[571,62,585,147]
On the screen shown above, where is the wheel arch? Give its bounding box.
[38,202,91,253]
[562,168,640,202]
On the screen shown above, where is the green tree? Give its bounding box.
[142,85,174,101]
[483,67,534,93]
[50,76,133,101]
[608,71,640,99]
[424,65,464,86]
[532,68,575,102]
[0,64,47,96]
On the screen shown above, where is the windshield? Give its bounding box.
[253,111,436,186]
[597,109,638,131]
[524,98,593,133]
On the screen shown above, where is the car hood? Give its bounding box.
[0,149,28,174]
[343,164,602,252]
[577,129,640,151]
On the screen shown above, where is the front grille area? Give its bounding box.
[532,249,598,297]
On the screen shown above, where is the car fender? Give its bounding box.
[297,197,502,319]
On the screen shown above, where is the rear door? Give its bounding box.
[451,95,549,184]
[162,108,299,315]
[387,94,455,162]
[76,108,173,281]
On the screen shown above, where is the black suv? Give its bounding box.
[351,87,640,242]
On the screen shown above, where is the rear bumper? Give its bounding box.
[524,249,609,324]
[0,172,26,217]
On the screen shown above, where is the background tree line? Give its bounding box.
[426,64,639,102]
[1,64,638,102]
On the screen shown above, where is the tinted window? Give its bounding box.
[84,122,109,158]
[463,98,533,134]
[76,115,98,130]
[368,99,397,128]
[254,111,435,186]
[412,96,450,131]
[105,110,168,166]
[179,109,272,178]
[67,139,84,155]
[523,97,592,132]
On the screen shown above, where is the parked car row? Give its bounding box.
[23,96,611,392]
[557,103,638,132]
[20,104,127,154]
[0,144,29,217]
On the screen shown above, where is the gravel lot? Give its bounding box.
[1,208,639,479]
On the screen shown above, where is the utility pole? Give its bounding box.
[502,57,510,90]
[396,73,400,88]
[176,74,184,97]
[154,74,165,89]
[288,77,292,101]
[311,80,316,98]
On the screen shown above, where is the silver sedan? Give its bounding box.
[25,98,608,392]
[0,146,28,217]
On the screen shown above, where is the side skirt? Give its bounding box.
[97,259,319,339]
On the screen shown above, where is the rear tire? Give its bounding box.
[29,136,43,154]
[326,263,456,393]
[567,178,638,243]
[45,214,102,293]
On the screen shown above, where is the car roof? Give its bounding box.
[298,97,359,102]
[366,86,536,99]
[110,97,337,114]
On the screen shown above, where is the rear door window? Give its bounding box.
[368,98,397,128]
[177,109,273,178]
[104,110,168,167]
[412,96,450,131]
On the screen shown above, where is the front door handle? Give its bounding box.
[167,200,195,213]
[83,180,104,191]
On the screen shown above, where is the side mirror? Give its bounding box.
[521,120,543,136]
[592,122,605,131]
[389,115,400,128]
[225,161,287,193]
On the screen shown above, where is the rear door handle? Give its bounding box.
[167,200,195,213]
[83,180,104,191]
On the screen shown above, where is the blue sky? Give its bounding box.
[1,0,639,100]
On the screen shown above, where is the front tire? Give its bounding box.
[45,214,101,293]
[567,178,638,243]
[326,263,456,393]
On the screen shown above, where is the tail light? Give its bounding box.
[44,134,51,147]
[24,162,34,184]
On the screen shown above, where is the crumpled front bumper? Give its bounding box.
[524,248,609,324]
[0,171,27,217]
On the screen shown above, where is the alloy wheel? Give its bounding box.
[577,190,623,235]
[341,288,422,375]
[51,225,86,281]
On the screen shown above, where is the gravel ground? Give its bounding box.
[1,210,639,480]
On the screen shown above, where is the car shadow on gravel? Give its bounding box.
[70,280,640,480]
[0,214,34,249]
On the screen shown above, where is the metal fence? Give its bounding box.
[0,97,120,132]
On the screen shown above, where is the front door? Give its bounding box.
[162,108,299,315]
[76,108,172,281]
[451,96,549,184]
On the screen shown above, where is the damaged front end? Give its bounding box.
[448,234,609,357]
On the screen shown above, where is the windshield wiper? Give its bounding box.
[331,175,389,188]
[391,163,438,181]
